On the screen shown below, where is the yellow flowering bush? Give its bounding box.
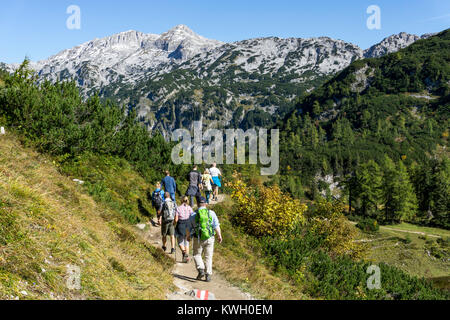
[309,201,367,259]
[227,173,307,237]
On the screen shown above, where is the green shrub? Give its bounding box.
[404,235,412,244]
[307,253,449,300]
[261,224,321,275]
[436,237,449,247]
[425,238,449,261]
[356,217,380,232]
[260,200,448,300]
[0,61,177,181]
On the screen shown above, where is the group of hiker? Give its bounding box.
[150,163,223,282]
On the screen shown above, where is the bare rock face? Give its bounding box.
[7,25,223,92]
[3,26,429,93]
[1,26,434,136]
[363,32,434,58]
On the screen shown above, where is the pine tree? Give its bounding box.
[287,175,304,199]
[332,119,343,141]
[355,160,382,218]
[430,158,450,228]
[382,157,418,223]
[312,101,321,117]
[409,161,433,222]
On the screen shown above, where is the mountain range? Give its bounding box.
[1,25,435,136]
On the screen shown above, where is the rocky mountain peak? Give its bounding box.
[89,30,152,49]
[1,26,435,117]
[157,24,223,57]
[166,24,196,35]
[363,32,422,58]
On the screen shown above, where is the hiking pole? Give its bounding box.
[174,223,177,263]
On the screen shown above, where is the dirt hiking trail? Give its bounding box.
[140,194,253,300]
[349,221,444,240]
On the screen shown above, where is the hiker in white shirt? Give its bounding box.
[209,163,222,202]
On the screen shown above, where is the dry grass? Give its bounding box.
[0,133,175,300]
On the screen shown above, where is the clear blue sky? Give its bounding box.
[1,0,449,63]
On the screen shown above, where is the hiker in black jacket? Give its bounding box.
[185,165,203,207]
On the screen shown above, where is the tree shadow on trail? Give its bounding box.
[137,198,153,219]
[173,273,198,283]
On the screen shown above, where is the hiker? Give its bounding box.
[202,169,214,204]
[191,196,222,282]
[159,192,177,254]
[209,163,222,202]
[161,170,177,202]
[174,196,194,263]
[151,182,165,224]
[185,165,202,207]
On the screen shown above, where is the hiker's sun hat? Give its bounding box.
[199,196,207,204]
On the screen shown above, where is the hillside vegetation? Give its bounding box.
[278,29,449,229]
[213,176,449,300]
[360,223,449,280]
[209,197,310,300]
[0,133,174,299]
[0,29,448,301]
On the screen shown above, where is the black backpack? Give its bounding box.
[152,191,163,208]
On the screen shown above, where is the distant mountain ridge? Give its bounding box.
[363,32,435,58]
[8,25,223,90]
[1,26,436,135]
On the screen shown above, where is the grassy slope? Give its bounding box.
[357,224,449,282]
[60,153,157,225]
[210,197,309,300]
[0,133,174,300]
[1,130,446,299]
[381,223,450,238]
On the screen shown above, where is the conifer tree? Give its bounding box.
[355,160,382,218]
[382,157,417,223]
[312,101,321,117]
[430,158,450,228]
